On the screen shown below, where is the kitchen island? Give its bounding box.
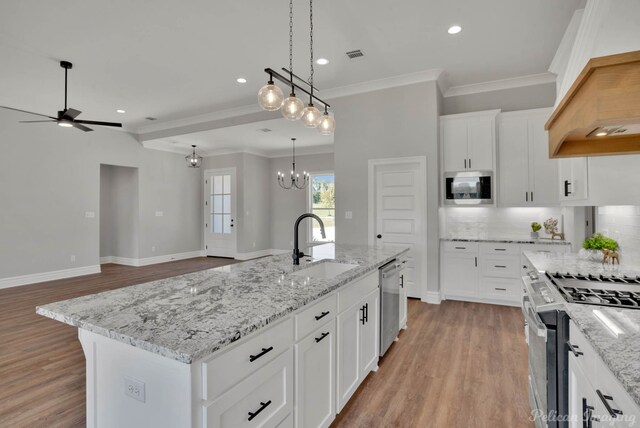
[37,243,408,428]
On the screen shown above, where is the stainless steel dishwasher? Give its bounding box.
[379,260,400,356]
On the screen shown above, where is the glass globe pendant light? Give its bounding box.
[318,107,336,135]
[301,103,322,128]
[257,75,284,111]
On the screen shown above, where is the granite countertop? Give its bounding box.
[442,237,571,246]
[524,250,640,407]
[37,244,407,364]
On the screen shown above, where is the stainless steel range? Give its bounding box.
[549,272,640,309]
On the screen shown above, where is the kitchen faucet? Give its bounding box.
[292,213,326,265]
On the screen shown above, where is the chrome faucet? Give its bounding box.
[293,213,326,265]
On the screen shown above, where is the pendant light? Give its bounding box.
[300,0,322,128]
[318,106,336,135]
[186,145,203,168]
[257,76,284,111]
[281,0,305,121]
[277,138,309,190]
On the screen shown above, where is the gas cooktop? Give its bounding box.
[548,272,640,309]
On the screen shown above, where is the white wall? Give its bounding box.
[0,109,202,279]
[100,165,139,259]
[596,206,640,260]
[443,83,556,115]
[333,80,440,295]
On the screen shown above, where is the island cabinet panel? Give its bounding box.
[337,270,378,313]
[359,289,380,378]
[202,318,294,401]
[295,293,337,341]
[203,349,293,428]
[295,319,336,428]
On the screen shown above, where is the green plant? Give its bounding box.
[583,233,619,251]
[531,222,542,232]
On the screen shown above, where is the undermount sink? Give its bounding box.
[290,261,359,280]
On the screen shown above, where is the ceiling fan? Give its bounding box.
[0,61,122,132]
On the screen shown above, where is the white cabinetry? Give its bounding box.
[399,272,407,329]
[568,321,640,427]
[559,157,588,202]
[498,108,559,207]
[441,242,479,299]
[441,110,499,172]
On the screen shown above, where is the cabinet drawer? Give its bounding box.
[442,241,479,254]
[202,317,293,401]
[295,293,337,341]
[480,255,521,278]
[479,277,520,300]
[479,243,520,256]
[204,349,293,428]
[338,271,378,313]
[569,320,598,380]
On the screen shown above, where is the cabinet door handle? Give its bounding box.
[564,180,572,197]
[584,400,600,426]
[464,159,467,169]
[249,346,274,362]
[526,191,529,202]
[315,311,330,321]
[400,274,404,288]
[596,389,623,418]
[468,158,471,169]
[247,400,272,421]
[364,303,369,323]
[475,256,478,267]
[315,331,330,343]
[360,306,366,325]
[531,191,534,202]
[568,342,583,357]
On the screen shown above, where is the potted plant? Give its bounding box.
[530,222,542,239]
[580,233,620,261]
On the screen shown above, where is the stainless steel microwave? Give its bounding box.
[444,171,493,205]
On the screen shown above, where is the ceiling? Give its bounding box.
[0,0,582,150]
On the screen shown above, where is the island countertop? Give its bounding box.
[36,244,407,364]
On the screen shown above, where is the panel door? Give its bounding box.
[442,253,479,298]
[498,115,530,206]
[528,111,559,206]
[336,304,360,412]
[467,115,495,171]
[204,168,236,257]
[359,290,379,378]
[442,119,469,172]
[374,161,424,299]
[295,320,335,428]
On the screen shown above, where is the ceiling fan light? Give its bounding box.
[281,95,305,121]
[318,112,336,135]
[58,121,73,128]
[257,81,284,111]
[301,104,322,128]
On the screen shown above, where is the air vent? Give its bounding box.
[145,117,157,121]
[258,128,272,133]
[346,49,364,59]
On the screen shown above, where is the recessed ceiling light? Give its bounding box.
[448,25,462,35]
[596,132,608,137]
[237,77,247,84]
[316,58,329,65]
[116,109,126,114]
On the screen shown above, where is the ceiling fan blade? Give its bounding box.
[62,108,82,120]
[71,122,93,132]
[74,119,122,128]
[0,106,56,119]
[19,120,57,123]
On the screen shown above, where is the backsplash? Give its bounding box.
[597,206,640,260]
[440,207,564,240]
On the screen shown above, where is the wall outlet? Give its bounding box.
[70,255,76,263]
[85,211,95,218]
[124,377,145,403]
[345,211,353,219]
[151,246,156,252]
[155,211,163,217]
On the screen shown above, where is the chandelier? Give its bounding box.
[186,145,203,168]
[278,138,309,190]
[257,0,335,135]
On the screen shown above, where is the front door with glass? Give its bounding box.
[204,168,236,257]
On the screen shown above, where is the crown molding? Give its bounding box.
[142,144,334,159]
[444,72,557,98]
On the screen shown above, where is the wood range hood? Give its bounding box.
[545,50,640,158]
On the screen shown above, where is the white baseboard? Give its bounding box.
[0,265,102,290]
[102,251,206,267]
[422,291,442,304]
[234,249,288,261]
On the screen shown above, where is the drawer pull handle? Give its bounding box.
[455,246,466,250]
[494,248,507,251]
[315,331,330,343]
[494,265,507,268]
[495,288,507,291]
[249,346,274,362]
[248,400,272,421]
[568,342,583,357]
[315,311,330,321]
[596,389,623,418]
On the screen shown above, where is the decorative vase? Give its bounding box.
[530,231,539,240]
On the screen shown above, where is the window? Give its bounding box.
[211,174,231,234]
[309,173,335,243]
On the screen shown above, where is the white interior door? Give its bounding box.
[370,158,426,299]
[204,168,236,257]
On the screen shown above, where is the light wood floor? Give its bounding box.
[0,259,532,428]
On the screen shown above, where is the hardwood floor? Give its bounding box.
[0,257,238,428]
[1,260,532,428]
[331,299,533,428]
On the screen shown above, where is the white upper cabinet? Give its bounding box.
[498,108,558,207]
[559,157,589,202]
[441,110,499,173]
